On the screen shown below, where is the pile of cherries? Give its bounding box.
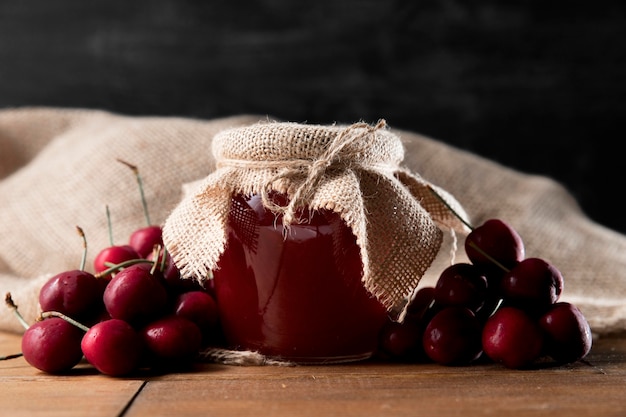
[378,217,593,369]
[8,161,221,376]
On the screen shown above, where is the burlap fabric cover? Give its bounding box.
[0,107,624,337]
[162,120,469,317]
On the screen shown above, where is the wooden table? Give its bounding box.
[1,331,624,417]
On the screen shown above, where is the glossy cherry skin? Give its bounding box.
[81,319,143,376]
[129,225,163,258]
[140,315,203,366]
[103,263,169,326]
[422,306,483,366]
[21,317,85,374]
[93,245,140,276]
[482,306,544,369]
[465,219,525,273]
[434,263,488,313]
[378,319,424,361]
[404,286,436,323]
[539,302,592,364]
[173,290,219,336]
[38,269,103,320]
[500,257,564,313]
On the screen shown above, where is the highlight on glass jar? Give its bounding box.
[162,119,470,364]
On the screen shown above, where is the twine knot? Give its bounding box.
[262,119,388,226]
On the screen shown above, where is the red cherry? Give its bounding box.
[404,286,435,323]
[500,257,564,313]
[103,263,169,326]
[93,245,140,276]
[539,302,592,364]
[173,290,219,335]
[81,319,143,376]
[434,263,488,313]
[129,225,163,258]
[378,319,424,361]
[465,219,525,272]
[422,307,483,366]
[140,315,203,366]
[38,269,103,320]
[482,306,544,369]
[21,317,85,374]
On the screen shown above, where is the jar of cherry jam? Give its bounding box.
[212,192,389,364]
[162,120,468,365]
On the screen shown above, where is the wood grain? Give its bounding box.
[1,331,624,417]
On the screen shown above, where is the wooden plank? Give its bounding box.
[0,378,145,417]
[0,332,144,417]
[126,336,626,417]
[1,330,624,417]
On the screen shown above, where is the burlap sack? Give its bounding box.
[0,107,624,336]
[162,120,469,316]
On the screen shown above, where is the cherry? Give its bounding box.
[140,315,203,367]
[103,263,169,326]
[500,257,564,313]
[39,270,103,321]
[173,290,219,336]
[404,286,435,323]
[38,226,104,320]
[378,286,439,361]
[539,302,592,364]
[434,263,488,313]
[378,319,424,361]
[130,225,163,259]
[81,318,143,376]
[465,219,525,273]
[482,306,544,369]
[21,317,85,374]
[422,306,483,366]
[93,245,141,275]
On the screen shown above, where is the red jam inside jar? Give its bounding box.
[212,193,389,363]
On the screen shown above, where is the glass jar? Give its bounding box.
[212,193,389,364]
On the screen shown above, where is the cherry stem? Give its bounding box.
[484,298,504,319]
[426,185,474,230]
[105,205,114,247]
[160,245,168,272]
[0,353,23,361]
[95,258,154,278]
[150,245,160,275]
[76,226,87,272]
[39,311,90,332]
[5,293,30,330]
[426,186,512,274]
[117,159,151,226]
[467,241,511,273]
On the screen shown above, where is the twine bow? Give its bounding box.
[258,119,388,226]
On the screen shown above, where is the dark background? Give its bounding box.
[1,1,625,233]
